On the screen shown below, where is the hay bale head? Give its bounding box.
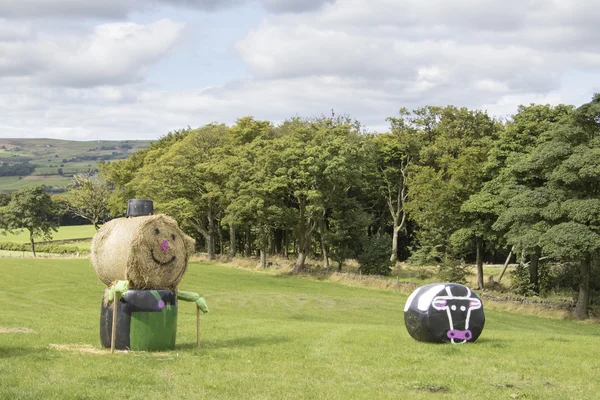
[91,214,195,290]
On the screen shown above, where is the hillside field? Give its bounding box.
[0,225,96,253]
[0,225,96,244]
[0,138,151,193]
[1,259,599,399]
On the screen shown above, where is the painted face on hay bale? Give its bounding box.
[91,214,195,290]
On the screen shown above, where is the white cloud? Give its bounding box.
[0,0,329,19]
[0,19,185,87]
[0,0,136,19]
[1,0,600,140]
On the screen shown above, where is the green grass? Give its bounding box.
[1,225,96,243]
[1,259,600,399]
[0,225,96,252]
[0,176,69,191]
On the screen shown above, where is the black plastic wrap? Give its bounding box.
[404,283,485,344]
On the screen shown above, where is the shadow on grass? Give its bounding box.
[0,346,48,359]
[176,335,291,350]
[274,270,336,281]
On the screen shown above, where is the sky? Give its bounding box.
[1,0,599,140]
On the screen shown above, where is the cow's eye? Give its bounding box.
[155,228,160,235]
[451,305,457,311]
[460,306,466,311]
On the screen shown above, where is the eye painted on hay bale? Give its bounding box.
[171,233,176,240]
[155,228,160,235]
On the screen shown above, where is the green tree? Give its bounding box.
[0,193,10,207]
[219,117,279,261]
[495,95,600,318]
[130,124,230,260]
[367,111,418,262]
[65,173,110,230]
[489,104,575,291]
[262,116,366,273]
[1,187,59,257]
[101,128,192,217]
[405,106,499,274]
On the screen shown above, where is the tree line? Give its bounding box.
[1,95,598,319]
[97,95,600,318]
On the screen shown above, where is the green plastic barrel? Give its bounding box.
[100,289,178,351]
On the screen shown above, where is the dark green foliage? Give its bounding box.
[510,262,551,296]
[0,193,10,207]
[0,186,59,256]
[510,264,536,296]
[0,162,35,177]
[357,234,394,275]
[436,257,471,285]
[0,241,83,254]
[92,95,600,318]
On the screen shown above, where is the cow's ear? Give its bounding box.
[432,298,447,309]
[469,299,482,309]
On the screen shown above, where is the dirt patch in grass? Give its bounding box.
[413,384,450,393]
[0,327,37,334]
[49,343,171,357]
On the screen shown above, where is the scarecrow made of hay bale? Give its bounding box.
[91,199,208,352]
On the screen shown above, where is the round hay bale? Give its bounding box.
[404,283,485,344]
[91,214,195,290]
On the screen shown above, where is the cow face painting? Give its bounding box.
[404,283,485,344]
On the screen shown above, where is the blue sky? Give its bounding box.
[0,0,599,140]
[140,4,262,90]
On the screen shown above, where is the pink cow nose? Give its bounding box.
[161,240,170,252]
[447,329,472,341]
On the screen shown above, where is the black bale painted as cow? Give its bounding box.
[404,283,485,344]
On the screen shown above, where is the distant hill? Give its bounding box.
[0,138,151,193]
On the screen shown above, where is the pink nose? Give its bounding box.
[447,329,472,341]
[161,240,170,252]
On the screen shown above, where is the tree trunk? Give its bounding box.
[476,237,484,290]
[218,226,223,255]
[319,222,329,269]
[528,247,541,294]
[294,218,315,274]
[575,256,591,320]
[294,204,308,274]
[246,228,252,257]
[29,231,36,258]
[267,233,273,255]
[206,232,215,260]
[229,224,237,258]
[322,243,329,270]
[390,222,399,263]
[294,252,307,273]
[284,230,289,258]
[206,209,216,260]
[387,159,408,263]
[496,246,514,284]
[260,249,267,268]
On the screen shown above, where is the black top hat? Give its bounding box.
[126,199,154,217]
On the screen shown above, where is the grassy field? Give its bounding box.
[0,225,95,252]
[0,225,97,243]
[1,259,599,399]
